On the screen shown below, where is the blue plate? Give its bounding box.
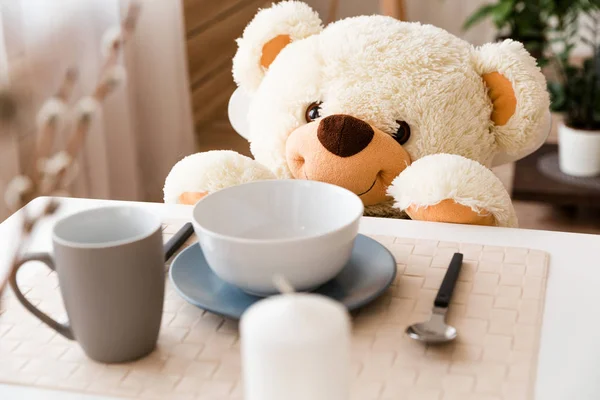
[169,234,396,319]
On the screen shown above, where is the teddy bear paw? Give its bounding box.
[388,154,518,228]
[163,150,276,205]
[406,199,497,226]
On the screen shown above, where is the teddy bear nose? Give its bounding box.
[317,114,374,157]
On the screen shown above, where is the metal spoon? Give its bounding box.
[406,252,463,344]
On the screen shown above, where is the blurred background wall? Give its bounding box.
[306,0,495,44]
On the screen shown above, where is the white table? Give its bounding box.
[1,197,600,399]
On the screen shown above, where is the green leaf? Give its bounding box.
[548,81,566,112]
[492,0,516,28]
[583,21,597,36]
[537,57,550,67]
[463,4,501,31]
[581,36,596,49]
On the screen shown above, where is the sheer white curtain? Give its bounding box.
[0,0,195,219]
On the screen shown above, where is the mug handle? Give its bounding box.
[9,253,75,340]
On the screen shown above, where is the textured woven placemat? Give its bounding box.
[538,152,600,190]
[0,219,549,400]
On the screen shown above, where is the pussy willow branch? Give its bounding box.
[0,69,78,296]
[0,2,140,297]
[32,68,78,183]
[30,1,140,203]
[100,1,140,78]
[62,2,140,172]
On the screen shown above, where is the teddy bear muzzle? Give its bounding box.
[285,114,411,206]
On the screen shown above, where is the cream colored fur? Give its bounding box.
[164,1,550,228]
[473,40,549,159]
[388,154,518,227]
[232,1,322,93]
[163,151,275,204]
[244,16,549,179]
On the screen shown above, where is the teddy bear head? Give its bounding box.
[230,1,550,207]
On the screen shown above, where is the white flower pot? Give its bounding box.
[558,123,600,177]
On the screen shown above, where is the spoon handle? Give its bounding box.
[434,252,463,308]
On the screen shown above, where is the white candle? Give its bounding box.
[241,293,351,400]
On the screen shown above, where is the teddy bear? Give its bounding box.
[164,1,550,228]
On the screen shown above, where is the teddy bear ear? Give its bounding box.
[232,1,323,93]
[473,39,551,165]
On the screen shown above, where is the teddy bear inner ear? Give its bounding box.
[261,34,292,69]
[232,2,322,93]
[482,71,517,126]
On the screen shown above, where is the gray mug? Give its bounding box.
[10,206,165,363]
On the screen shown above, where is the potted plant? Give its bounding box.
[463,1,595,81]
[554,16,600,176]
[463,0,551,64]
[465,1,600,176]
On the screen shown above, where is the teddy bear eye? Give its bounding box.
[305,102,322,122]
[395,120,411,145]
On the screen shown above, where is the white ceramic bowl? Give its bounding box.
[192,180,364,295]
